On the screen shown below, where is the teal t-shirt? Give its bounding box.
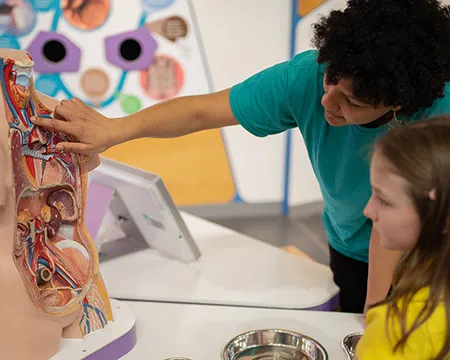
[229,49,450,262]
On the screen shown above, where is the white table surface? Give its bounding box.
[122,300,364,360]
[99,212,339,309]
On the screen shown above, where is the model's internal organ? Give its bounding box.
[1,55,111,335]
[15,188,90,309]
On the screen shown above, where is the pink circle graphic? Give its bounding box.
[140,55,184,101]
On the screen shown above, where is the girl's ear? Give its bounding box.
[428,189,450,234]
[428,189,436,201]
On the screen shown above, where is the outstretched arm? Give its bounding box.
[31,88,238,154]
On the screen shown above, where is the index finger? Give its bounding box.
[30,116,77,136]
[53,102,80,122]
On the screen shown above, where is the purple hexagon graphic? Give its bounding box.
[27,31,81,74]
[105,27,157,71]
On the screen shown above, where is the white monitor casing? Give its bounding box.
[87,157,201,264]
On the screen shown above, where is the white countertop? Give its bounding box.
[122,300,364,360]
[99,212,339,309]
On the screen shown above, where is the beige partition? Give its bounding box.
[102,129,235,206]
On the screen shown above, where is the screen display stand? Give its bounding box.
[85,157,201,264]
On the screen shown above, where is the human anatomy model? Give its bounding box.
[0,49,112,360]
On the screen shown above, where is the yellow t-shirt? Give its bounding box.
[355,288,447,360]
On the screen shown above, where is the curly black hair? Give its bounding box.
[312,0,450,114]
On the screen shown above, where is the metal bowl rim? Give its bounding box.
[341,332,364,360]
[340,332,364,347]
[221,328,329,360]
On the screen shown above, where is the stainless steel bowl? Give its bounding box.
[341,332,364,360]
[221,329,328,360]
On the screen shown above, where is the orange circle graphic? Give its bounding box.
[61,0,110,30]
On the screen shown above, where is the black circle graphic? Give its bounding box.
[42,40,66,63]
[120,39,142,61]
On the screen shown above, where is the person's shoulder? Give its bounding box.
[285,50,325,126]
[358,288,445,359]
[290,49,319,64]
[355,303,389,360]
[391,288,442,316]
[365,287,442,333]
[365,300,388,324]
[438,82,450,110]
[407,287,446,323]
[406,289,447,355]
[392,289,446,342]
[444,81,450,96]
[288,49,322,75]
[414,82,450,120]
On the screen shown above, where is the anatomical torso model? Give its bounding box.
[0,49,113,360]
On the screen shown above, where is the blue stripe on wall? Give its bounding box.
[282,0,303,215]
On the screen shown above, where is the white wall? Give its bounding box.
[192,0,291,204]
[288,0,347,207]
[193,0,332,206]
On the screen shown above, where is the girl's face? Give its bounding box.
[363,152,421,251]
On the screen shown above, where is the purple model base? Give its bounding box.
[84,323,137,360]
[305,293,340,312]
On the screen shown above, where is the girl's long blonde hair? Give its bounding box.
[372,116,450,359]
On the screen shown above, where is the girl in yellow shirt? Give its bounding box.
[355,117,450,359]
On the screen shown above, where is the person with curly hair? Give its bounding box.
[32,0,450,314]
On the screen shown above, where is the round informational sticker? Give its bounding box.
[141,0,175,13]
[147,15,188,42]
[62,0,110,31]
[119,94,142,115]
[0,0,37,37]
[140,55,184,101]
[80,68,110,99]
[163,16,188,41]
